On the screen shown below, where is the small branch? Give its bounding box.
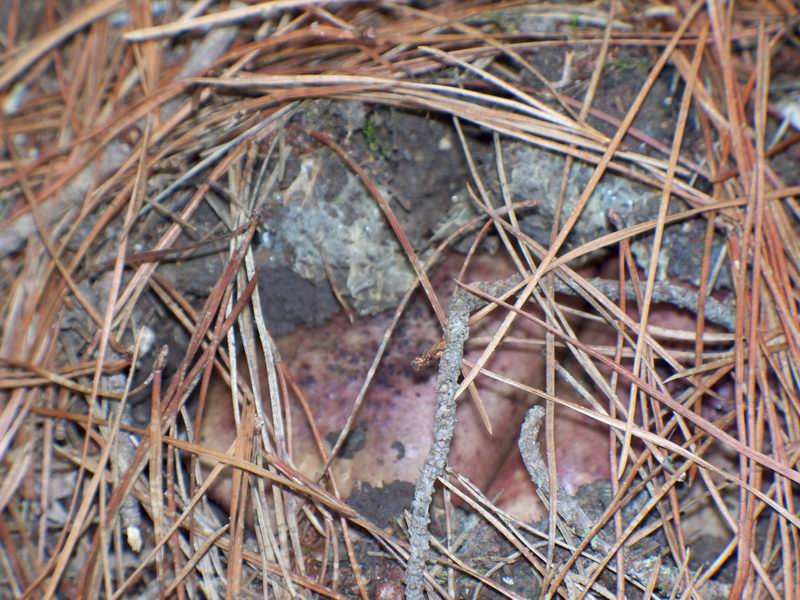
[413,273,734,375]
[569,277,735,332]
[519,406,732,599]
[404,275,518,599]
[518,406,610,555]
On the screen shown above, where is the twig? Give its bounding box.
[561,277,736,332]
[404,274,518,599]
[519,406,732,599]
[414,272,735,375]
[518,406,610,556]
[457,269,736,333]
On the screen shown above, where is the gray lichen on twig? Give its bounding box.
[540,276,735,332]
[572,277,735,332]
[519,406,732,598]
[404,275,518,599]
[518,406,610,555]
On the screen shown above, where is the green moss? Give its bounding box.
[363,117,387,158]
[611,55,650,74]
[483,10,515,33]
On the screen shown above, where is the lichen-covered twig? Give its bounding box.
[519,406,732,599]
[570,277,735,332]
[404,275,518,599]
[519,407,610,555]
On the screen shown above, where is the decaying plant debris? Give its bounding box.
[1,1,800,598]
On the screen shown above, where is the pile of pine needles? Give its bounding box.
[1,1,799,598]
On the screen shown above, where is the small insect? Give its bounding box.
[411,339,445,372]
